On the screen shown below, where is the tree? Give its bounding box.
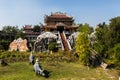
[109,16,120,46]
[94,18,120,65]
[48,42,57,52]
[75,23,92,65]
[1,25,20,41]
[77,23,93,34]
[33,25,41,32]
[15,29,24,39]
[0,25,21,50]
[108,43,120,63]
[2,25,19,33]
[94,23,109,57]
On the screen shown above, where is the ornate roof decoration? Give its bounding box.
[23,25,32,30]
[51,12,66,15]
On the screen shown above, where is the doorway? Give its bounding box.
[57,26,64,33]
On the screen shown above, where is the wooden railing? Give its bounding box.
[60,32,70,51]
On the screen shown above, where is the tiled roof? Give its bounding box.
[48,15,72,18]
[46,12,72,19]
[23,25,32,29]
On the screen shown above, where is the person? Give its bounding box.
[29,51,34,65]
[33,58,45,76]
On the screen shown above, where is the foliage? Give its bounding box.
[0,40,10,50]
[2,25,19,33]
[107,43,120,63]
[48,42,57,52]
[15,29,24,39]
[75,23,93,65]
[33,25,41,32]
[0,26,24,50]
[75,32,91,65]
[2,26,20,38]
[0,51,29,62]
[94,25,109,57]
[93,42,105,57]
[109,16,120,46]
[94,17,120,66]
[0,50,79,64]
[77,23,93,34]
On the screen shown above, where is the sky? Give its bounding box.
[0,0,120,30]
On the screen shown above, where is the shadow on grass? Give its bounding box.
[43,70,50,78]
[34,69,51,78]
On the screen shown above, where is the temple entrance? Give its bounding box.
[57,26,64,33]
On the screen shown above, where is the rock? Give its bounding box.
[9,38,28,52]
[101,62,108,69]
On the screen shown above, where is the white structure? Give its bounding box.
[34,32,57,52]
[33,58,45,76]
[29,51,34,65]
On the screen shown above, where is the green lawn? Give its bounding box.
[0,61,119,80]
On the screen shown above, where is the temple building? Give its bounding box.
[43,12,78,33]
[23,25,41,42]
[34,12,79,52]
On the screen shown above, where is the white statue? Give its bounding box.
[29,51,34,65]
[33,58,45,76]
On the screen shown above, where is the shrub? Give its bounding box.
[48,42,58,52]
[0,40,10,50]
[108,43,120,62]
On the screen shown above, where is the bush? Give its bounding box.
[48,42,58,52]
[0,40,10,50]
[108,43,120,62]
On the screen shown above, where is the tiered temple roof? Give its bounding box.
[43,12,78,31]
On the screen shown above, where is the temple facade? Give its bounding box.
[43,12,78,35]
[34,12,78,52]
[23,25,41,42]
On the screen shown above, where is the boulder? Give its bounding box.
[101,62,108,69]
[9,38,28,52]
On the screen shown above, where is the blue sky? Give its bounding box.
[0,0,120,29]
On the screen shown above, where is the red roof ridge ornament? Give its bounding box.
[51,12,66,16]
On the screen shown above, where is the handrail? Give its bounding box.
[67,40,72,50]
[62,31,72,51]
[58,31,64,50]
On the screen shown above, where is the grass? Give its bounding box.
[0,61,119,80]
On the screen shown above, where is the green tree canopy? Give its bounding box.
[48,42,57,52]
[77,23,93,34]
[2,25,19,33]
[109,16,120,45]
[75,23,92,65]
[94,17,120,64]
[33,25,41,32]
